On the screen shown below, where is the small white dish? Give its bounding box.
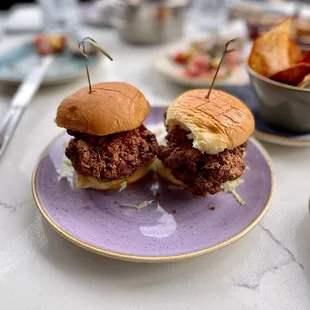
[152,42,248,88]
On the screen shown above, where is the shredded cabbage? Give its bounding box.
[149,124,165,135]
[245,165,250,171]
[121,200,154,210]
[119,180,127,192]
[60,159,73,178]
[221,178,246,206]
[63,159,72,167]
[150,123,166,146]
[147,159,162,172]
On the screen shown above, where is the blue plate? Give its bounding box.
[0,41,100,85]
[223,84,310,147]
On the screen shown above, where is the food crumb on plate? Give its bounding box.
[172,209,177,214]
[209,206,216,211]
[83,205,89,209]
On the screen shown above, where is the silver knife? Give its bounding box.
[0,55,54,158]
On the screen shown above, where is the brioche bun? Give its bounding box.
[156,161,186,188]
[76,160,154,190]
[56,82,149,136]
[166,89,254,154]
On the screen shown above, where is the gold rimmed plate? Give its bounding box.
[32,107,274,263]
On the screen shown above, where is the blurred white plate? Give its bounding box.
[152,43,248,88]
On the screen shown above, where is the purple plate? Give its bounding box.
[32,108,274,263]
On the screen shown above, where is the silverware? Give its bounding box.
[0,55,54,158]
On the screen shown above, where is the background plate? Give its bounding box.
[152,44,248,88]
[224,85,310,147]
[0,41,100,85]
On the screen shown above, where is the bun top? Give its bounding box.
[56,82,150,136]
[166,89,255,154]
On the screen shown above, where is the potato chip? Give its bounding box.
[248,18,301,77]
[270,64,310,85]
[301,50,310,63]
[270,51,310,85]
[288,39,303,64]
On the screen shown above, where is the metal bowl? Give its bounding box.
[119,0,188,45]
[247,65,310,133]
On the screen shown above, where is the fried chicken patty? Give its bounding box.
[158,125,246,197]
[66,125,158,181]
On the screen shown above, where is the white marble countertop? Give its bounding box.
[0,24,310,310]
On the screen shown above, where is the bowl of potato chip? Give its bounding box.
[247,18,310,133]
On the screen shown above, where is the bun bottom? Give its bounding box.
[76,160,154,190]
[156,161,186,188]
[157,161,210,198]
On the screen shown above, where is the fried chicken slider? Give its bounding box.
[158,89,254,197]
[56,82,158,190]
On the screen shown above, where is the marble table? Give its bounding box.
[0,25,310,310]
